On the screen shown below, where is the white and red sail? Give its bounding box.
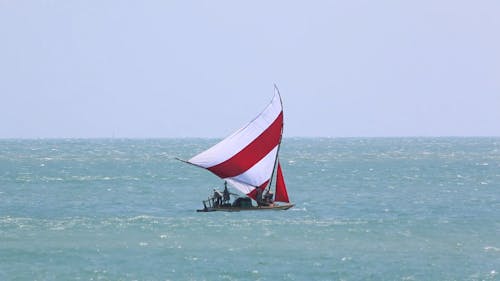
[186,87,290,203]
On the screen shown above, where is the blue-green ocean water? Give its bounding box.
[1,138,499,281]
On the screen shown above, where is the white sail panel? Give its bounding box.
[225,178,256,195]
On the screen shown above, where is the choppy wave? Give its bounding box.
[1,138,499,280]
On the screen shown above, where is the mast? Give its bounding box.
[267,84,284,191]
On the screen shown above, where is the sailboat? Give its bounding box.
[179,85,294,212]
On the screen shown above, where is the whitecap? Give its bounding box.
[50,226,65,231]
[128,215,155,221]
[484,246,500,252]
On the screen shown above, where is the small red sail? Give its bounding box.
[274,162,289,203]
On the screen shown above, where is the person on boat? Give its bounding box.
[263,190,274,205]
[213,189,222,207]
[222,181,230,204]
[255,188,269,206]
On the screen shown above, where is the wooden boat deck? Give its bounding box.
[197,204,294,212]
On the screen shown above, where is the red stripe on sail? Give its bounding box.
[246,181,269,201]
[207,112,283,178]
[275,162,289,203]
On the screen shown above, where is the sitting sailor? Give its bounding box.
[255,188,270,206]
[263,190,274,205]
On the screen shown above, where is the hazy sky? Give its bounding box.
[1,1,499,138]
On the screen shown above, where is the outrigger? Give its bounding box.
[179,85,294,212]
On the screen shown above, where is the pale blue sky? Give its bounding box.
[1,1,499,138]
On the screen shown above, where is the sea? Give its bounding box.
[0,138,499,281]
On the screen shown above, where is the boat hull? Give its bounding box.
[197,204,294,212]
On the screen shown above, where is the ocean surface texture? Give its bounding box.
[1,138,499,280]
